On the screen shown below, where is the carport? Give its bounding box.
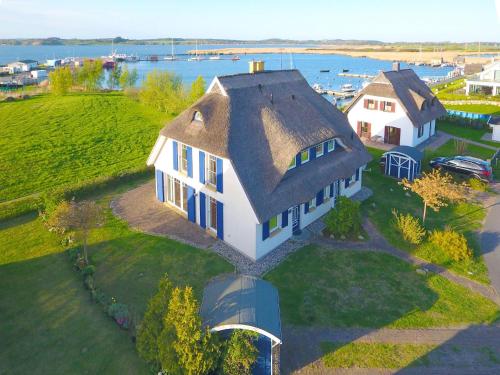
[382,145,423,181]
[200,274,282,375]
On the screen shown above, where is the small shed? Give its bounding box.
[488,116,500,142]
[200,274,282,375]
[382,146,423,181]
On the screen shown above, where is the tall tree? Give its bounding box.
[401,169,467,222]
[222,330,259,375]
[166,287,220,375]
[107,64,122,90]
[119,65,138,89]
[47,200,104,263]
[48,66,73,95]
[136,274,174,368]
[77,59,104,91]
[139,69,185,114]
[188,75,206,104]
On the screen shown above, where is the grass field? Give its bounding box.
[363,147,490,284]
[0,183,233,374]
[264,246,499,328]
[0,93,168,202]
[444,104,500,115]
[320,342,500,369]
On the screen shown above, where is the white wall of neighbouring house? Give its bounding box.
[153,138,259,260]
[347,94,432,147]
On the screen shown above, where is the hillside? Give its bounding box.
[0,93,168,202]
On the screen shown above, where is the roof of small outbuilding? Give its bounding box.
[383,145,424,161]
[345,69,447,127]
[200,274,282,343]
[158,69,371,223]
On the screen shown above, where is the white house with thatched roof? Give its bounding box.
[345,64,447,147]
[147,64,371,261]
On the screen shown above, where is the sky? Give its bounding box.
[0,0,499,42]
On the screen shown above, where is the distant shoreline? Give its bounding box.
[192,46,496,65]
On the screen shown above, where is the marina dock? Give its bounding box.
[338,72,375,79]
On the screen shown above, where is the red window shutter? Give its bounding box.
[380,101,385,111]
[363,99,368,109]
[357,121,362,135]
[391,103,396,112]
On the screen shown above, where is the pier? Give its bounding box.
[337,72,375,79]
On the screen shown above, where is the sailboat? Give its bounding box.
[164,38,176,61]
[188,40,204,61]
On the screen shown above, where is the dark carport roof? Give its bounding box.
[383,145,424,161]
[200,274,282,343]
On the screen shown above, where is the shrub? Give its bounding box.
[84,274,95,290]
[324,196,361,237]
[429,228,473,261]
[392,209,426,245]
[82,265,96,276]
[108,299,130,329]
[67,248,81,261]
[454,139,468,155]
[469,178,488,192]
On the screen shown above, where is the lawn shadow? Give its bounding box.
[395,325,500,374]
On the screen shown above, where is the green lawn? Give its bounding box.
[0,187,233,373]
[264,246,499,328]
[436,120,499,148]
[321,342,500,369]
[0,92,168,202]
[444,104,500,115]
[363,147,490,284]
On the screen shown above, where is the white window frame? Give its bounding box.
[288,157,296,170]
[309,198,316,211]
[207,154,217,187]
[193,111,203,122]
[179,144,188,174]
[301,150,310,164]
[315,143,324,157]
[384,101,394,112]
[207,196,218,232]
[327,139,335,152]
[324,185,331,201]
[166,175,188,213]
[269,214,281,234]
[367,99,377,110]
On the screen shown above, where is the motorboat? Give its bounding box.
[341,83,355,93]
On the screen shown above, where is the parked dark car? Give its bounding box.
[429,156,493,181]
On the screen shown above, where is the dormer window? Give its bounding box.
[327,139,335,152]
[193,111,203,122]
[315,144,324,157]
[300,150,310,164]
[288,157,296,170]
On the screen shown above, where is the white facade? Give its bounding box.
[7,61,37,73]
[31,70,48,80]
[466,61,500,96]
[346,94,435,147]
[149,136,364,261]
[491,125,500,142]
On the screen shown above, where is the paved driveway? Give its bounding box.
[481,182,500,297]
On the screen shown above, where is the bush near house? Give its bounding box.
[324,196,362,238]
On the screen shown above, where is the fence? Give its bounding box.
[446,110,492,122]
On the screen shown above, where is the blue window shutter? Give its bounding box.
[316,190,324,206]
[345,177,350,188]
[323,141,329,155]
[355,168,360,181]
[216,158,223,193]
[329,183,334,198]
[295,153,301,167]
[199,151,205,184]
[187,186,196,222]
[172,141,178,171]
[186,146,193,178]
[282,210,288,228]
[155,169,164,202]
[310,146,316,160]
[304,202,309,214]
[199,192,206,228]
[216,201,224,240]
[262,221,270,240]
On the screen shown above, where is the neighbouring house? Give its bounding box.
[466,61,500,96]
[46,59,62,68]
[7,60,38,73]
[201,274,281,374]
[31,69,48,81]
[147,62,371,261]
[345,63,447,147]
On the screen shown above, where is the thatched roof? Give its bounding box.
[160,70,371,223]
[345,69,447,127]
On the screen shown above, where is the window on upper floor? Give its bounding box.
[364,98,378,110]
[207,154,217,186]
[180,144,189,173]
[327,139,335,152]
[288,157,296,170]
[381,101,395,112]
[301,149,310,164]
[193,111,203,122]
[315,143,324,157]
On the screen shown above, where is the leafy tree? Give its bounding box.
[188,75,206,104]
[49,66,73,95]
[119,65,138,89]
[136,274,174,368]
[401,169,467,223]
[107,64,122,90]
[47,200,104,263]
[139,69,186,114]
[166,286,220,375]
[77,59,104,91]
[222,330,259,375]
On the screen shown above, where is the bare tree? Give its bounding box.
[48,200,104,263]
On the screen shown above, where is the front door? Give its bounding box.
[384,126,401,145]
[292,205,300,234]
